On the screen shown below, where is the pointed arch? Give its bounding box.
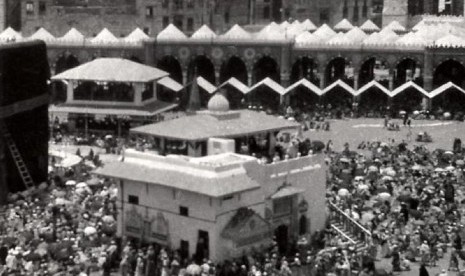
[157,55,183,103]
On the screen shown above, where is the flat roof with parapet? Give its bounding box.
[51,58,169,83]
[131,109,300,141]
[94,149,261,197]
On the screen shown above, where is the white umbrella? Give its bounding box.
[60,155,82,168]
[186,264,202,275]
[399,110,406,115]
[435,168,445,172]
[65,180,76,186]
[338,188,350,197]
[378,192,391,200]
[446,166,455,171]
[368,166,378,172]
[351,212,360,220]
[105,135,113,139]
[340,157,350,163]
[444,112,451,118]
[55,198,71,205]
[102,215,115,224]
[382,176,393,181]
[412,165,422,170]
[354,176,364,181]
[48,166,54,173]
[413,110,420,115]
[386,170,396,177]
[84,226,97,236]
[76,182,88,189]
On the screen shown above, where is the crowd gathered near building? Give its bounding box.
[2,112,465,276]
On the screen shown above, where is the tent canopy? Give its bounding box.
[323,79,356,96]
[247,78,286,96]
[390,81,429,97]
[355,80,391,97]
[285,78,323,96]
[51,58,169,83]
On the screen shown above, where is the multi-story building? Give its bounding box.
[17,0,386,37]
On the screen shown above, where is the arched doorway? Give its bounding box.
[395,58,422,88]
[359,57,390,88]
[433,59,465,88]
[251,56,280,111]
[220,56,248,109]
[187,55,216,108]
[392,88,424,113]
[325,57,354,87]
[274,224,288,255]
[157,55,183,103]
[288,87,320,110]
[323,85,354,114]
[290,57,319,85]
[254,56,279,83]
[53,54,80,103]
[431,86,465,115]
[358,87,390,116]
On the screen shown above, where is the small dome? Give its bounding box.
[208,92,230,112]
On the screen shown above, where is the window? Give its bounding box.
[222,195,234,201]
[224,11,230,24]
[353,2,359,23]
[319,9,329,23]
[362,0,368,18]
[187,18,194,31]
[180,206,189,216]
[163,16,170,28]
[173,15,183,30]
[39,1,46,15]
[263,6,270,19]
[162,0,169,8]
[146,6,153,18]
[187,0,194,8]
[143,27,150,35]
[128,195,139,205]
[342,0,348,18]
[26,2,34,15]
[173,0,183,10]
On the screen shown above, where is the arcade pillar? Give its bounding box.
[66,80,74,103]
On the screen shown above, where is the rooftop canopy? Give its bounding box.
[131,108,300,141]
[51,58,169,83]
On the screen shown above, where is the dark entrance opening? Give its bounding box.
[195,230,209,263]
[299,215,308,235]
[274,224,288,255]
[157,55,183,103]
[433,59,465,88]
[180,240,189,260]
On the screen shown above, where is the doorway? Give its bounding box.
[195,230,209,262]
[274,224,288,255]
[180,240,189,260]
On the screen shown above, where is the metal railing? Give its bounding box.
[328,201,372,244]
[331,224,357,245]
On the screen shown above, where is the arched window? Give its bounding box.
[299,215,308,235]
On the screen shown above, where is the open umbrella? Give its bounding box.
[338,188,350,197]
[340,157,350,163]
[412,165,422,171]
[84,226,97,236]
[59,155,82,168]
[382,176,393,181]
[76,182,88,189]
[65,180,76,186]
[446,166,455,171]
[55,198,72,205]
[368,166,378,172]
[186,264,202,275]
[378,192,391,200]
[354,176,364,181]
[102,215,115,224]
[435,168,445,172]
[399,110,406,115]
[386,170,396,177]
[457,160,465,166]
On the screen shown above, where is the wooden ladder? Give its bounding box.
[0,121,35,189]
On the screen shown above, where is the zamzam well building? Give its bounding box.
[0,41,50,203]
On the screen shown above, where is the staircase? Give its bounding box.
[0,121,35,189]
[328,201,372,253]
